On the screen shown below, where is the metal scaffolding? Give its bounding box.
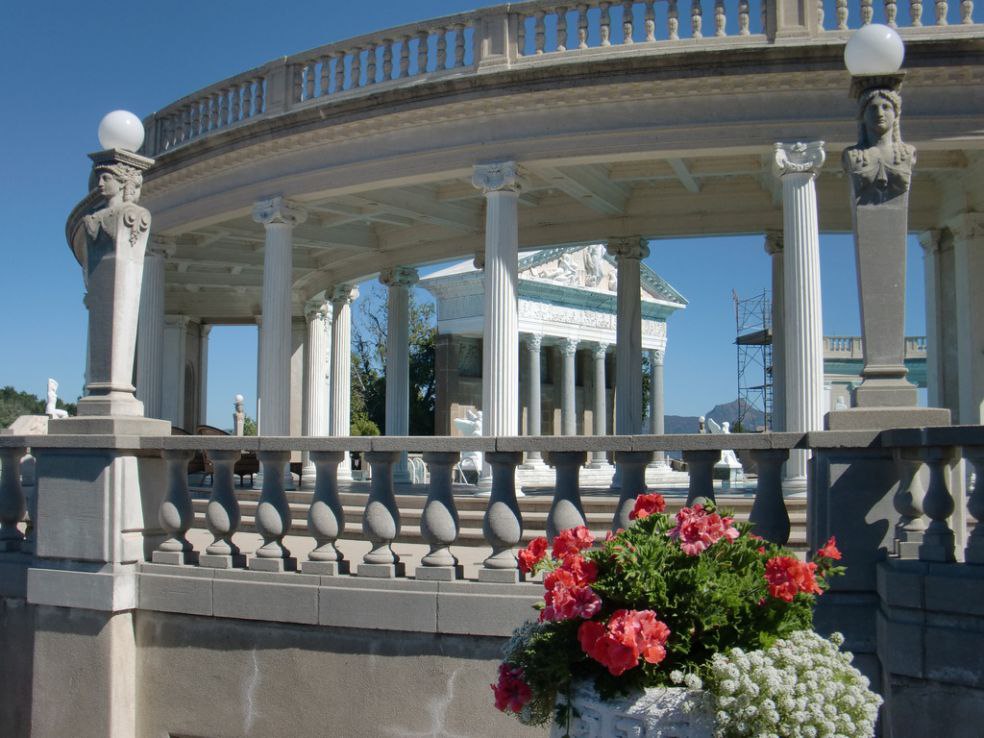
[733,289,772,431]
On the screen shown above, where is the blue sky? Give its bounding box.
[0,1,926,426]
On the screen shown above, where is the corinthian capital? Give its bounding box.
[606,236,649,261]
[763,230,783,256]
[379,265,420,288]
[331,283,359,305]
[305,298,330,321]
[559,337,579,357]
[772,142,826,179]
[472,161,522,194]
[252,196,307,227]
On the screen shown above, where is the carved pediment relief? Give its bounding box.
[523,245,618,292]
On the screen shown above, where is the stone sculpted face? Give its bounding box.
[98,171,122,200]
[863,93,897,141]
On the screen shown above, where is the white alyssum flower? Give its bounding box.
[707,630,882,738]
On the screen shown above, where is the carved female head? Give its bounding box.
[93,162,142,204]
[857,88,902,147]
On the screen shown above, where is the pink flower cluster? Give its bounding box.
[667,504,739,556]
[578,609,671,676]
[629,493,666,520]
[764,556,823,602]
[491,663,532,713]
[541,555,601,622]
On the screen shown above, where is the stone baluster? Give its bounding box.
[715,0,727,35]
[222,88,233,125]
[301,451,349,575]
[254,77,264,112]
[592,344,609,467]
[738,0,751,34]
[961,0,972,22]
[0,446,26,552]
[231,84,242,122]
[320,55,331,96]
[560,338,579,436]
[437,28,448,68]
[861,0,874,22]
[480,451,524,581]
[935,0,948,23]
[964,446,984,564]
[535,11,546,54]
[305,62,316,99]
[361,450,404,576]
[517,13,527,55]
[622,0,635,42]
[198,449,245,568]
[545,451,588,540]
[918,446,957,562]
[417,30,429,73]
[368,45,379,85]
[382,41,394,79]
[600,2,613,45]
[418,451,462,580]
[556,8,569,51]
[526,334,544,464]
[645,1,657,40]
[669,0,681,38]
[836,0,849,28]
[250,450,296,571]
[334,51,346,91]
[189,102,200,138]
[691,0,703,38]
[399,35,411,78]
[351,48,362,88]
[885,0,899,24]
[910,0,924,24]
[153,449,197,565]
[612,451,653,530]
[454,24,466,66]
[893,451,927,559]
[180,107,190,143]
[684,450,720,506]
[203,95,214,131]
[748,449,790,544]
[578,4,590,47]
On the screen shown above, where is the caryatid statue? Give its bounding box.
[69,132,155,417]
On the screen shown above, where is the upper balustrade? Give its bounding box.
[143,0,982,157]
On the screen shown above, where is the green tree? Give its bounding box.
[0,386,44,428]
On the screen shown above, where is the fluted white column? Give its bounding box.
[650,348,666,468]
[301,297,332,486]
[560,338,579,435]
[525,334,543,463]
[198,324,211,426]
[473,162,522,437]
[765,231,786,432]
[253,197,306,440]
[950,214,984,425]
[591,343,608,466]
[162,315,189,428]
[136,237,173,420]
[381,266,419,483]
[607,237,649,436]
[331,284,359,481]
[773,142,825,489]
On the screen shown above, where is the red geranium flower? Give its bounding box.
[559,553,598,587]
[816,536,842,561]
[578,609,671,676]
[764,556,823,602]
[491,664,532,713]
[518,536,548,573]
[667,505,739,556]
[629,493,667,520]
[552,525,595,560]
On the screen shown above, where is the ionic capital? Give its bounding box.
[559,337,579,357]
[379,265,419,288]
[472,161,522,195]
[917,229,943,254]
[525,333,543,352]
[591,343,609,360]
[606,236,649,261]
[148,234,177,259]
[252,196,308,227]
[331,283,359,305]
[763,230,784,256]
[773,141,826,180]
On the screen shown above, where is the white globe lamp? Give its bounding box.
[235,394,245,403]
[844,24,905,76]
[97,110,145,152]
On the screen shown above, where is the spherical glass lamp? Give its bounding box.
[97,110,145,152]
[844,24,905,76]
[235,394,245,403]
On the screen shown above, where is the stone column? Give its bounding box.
[765,230,786,430]
[560,338,579,436]
[198,324,211,426]
[525,334,543,463]
[919,229,958,414]
[473,161,522,437]
[649,348,666,468]
[331,284,359,480]
[773,142,825,489]
[254,315,262,428]
[950,214,984,425]
[607,237,649,436]
[253,197,306,441]
[162,315,189,428]
[136,236,173,419]
[591,343,608,466]
[381,266,420,484]
[301,297,332,486]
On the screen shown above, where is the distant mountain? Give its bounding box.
[663,398,765,435]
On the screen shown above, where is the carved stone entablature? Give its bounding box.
[331,283,359,305]
[527,244,617,293]
[379,265,420,288]
[764,230,784,256]
[842,84,915,207]
[84,203,151,249]
[945,212,984,242]
[773,141,826,179]
[252,196,308,227]
[471,161,522,194]
[606,236,650,261]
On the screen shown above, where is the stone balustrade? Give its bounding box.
[823,334,927,359]
[143,0,982,156]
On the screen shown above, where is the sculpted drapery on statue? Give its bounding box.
[842,84,915,206]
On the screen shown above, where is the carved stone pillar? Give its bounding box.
[330,284,358,480]
[381,266,420,483]
[607,237,649,437]
[525,334,543,463]
[764,230,786,431]
[301,298,332,486]
[473,162,522,437]
[591,343,608,466]
[136,236,174,419]
[949,214,984,425]
[253,197,306,439]
[560,338,579,436]
[773,142,825,489]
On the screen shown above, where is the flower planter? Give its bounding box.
[550,680,714,738]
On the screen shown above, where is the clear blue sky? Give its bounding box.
[0,1,926,427]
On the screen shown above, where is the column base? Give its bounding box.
[478,568,524,584]
[47,416,171,436]
[301,559,350,576]
[199,553,247,569]
[357,562,406,578]
[414,564,464,581]
[782,476,809,497]
[852,378,919,408]
[248,556,298,572]
[826,406,951,431]
[151,550,199,566]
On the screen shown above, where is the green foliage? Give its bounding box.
[242,416,257,436]
[0,385,75,428]
[350,411,380,436]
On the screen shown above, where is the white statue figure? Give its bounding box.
[45,379,69,419]
[543,252,580,286]
[705,418,743,476]
[453,409,484,483]
[584,244,607,287]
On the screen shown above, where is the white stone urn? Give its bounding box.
[549,680,714,738]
